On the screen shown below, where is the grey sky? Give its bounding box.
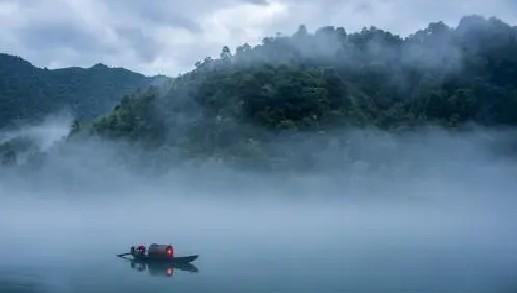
[0,0,516,76]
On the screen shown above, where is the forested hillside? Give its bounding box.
[87,16,517,163]
[0,54,165,128]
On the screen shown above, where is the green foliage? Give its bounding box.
[88,16,517,161]
[0,136,37,166]
[91,89,166,146]
[0,55,163,128]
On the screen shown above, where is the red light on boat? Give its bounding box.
[166,246,174,257]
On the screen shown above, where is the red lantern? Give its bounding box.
[166,246,174,257]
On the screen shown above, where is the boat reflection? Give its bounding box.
[127,259,199,278]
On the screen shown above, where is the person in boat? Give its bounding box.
[131,245,146,257]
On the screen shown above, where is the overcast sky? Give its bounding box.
[1,0,516,76]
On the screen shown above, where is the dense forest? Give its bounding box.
[0,54,166,128]
[85,16,517,164]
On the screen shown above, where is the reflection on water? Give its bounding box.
[126,259,199,277]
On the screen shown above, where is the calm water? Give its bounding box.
[3,129,517,292]
[1,193,517,293]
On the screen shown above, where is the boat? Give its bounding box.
[119,254,199,264]
[117,243,198,264]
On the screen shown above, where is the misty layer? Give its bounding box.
[1,127,516,204]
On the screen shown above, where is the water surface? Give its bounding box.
[1,192,517,293]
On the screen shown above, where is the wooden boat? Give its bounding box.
[129,254,198,263]
[117,244,198,264]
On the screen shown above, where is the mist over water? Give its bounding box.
[1,125,517,292]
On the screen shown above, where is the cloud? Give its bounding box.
[0,0,515,75]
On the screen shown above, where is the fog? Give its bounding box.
[1,114,517,292]
[0,113,71,149]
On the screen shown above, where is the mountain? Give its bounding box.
[85,16,517,163]
[88,16,517,154]
[0,54,167,128]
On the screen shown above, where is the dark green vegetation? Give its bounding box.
[0,136,37,166]
[88,16,517,163]
[0,53,166,128]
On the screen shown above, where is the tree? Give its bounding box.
[293,25,308,38]
[220,46,232,60]
[236,43,252,56]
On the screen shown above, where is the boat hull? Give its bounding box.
[131,255,198,264]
